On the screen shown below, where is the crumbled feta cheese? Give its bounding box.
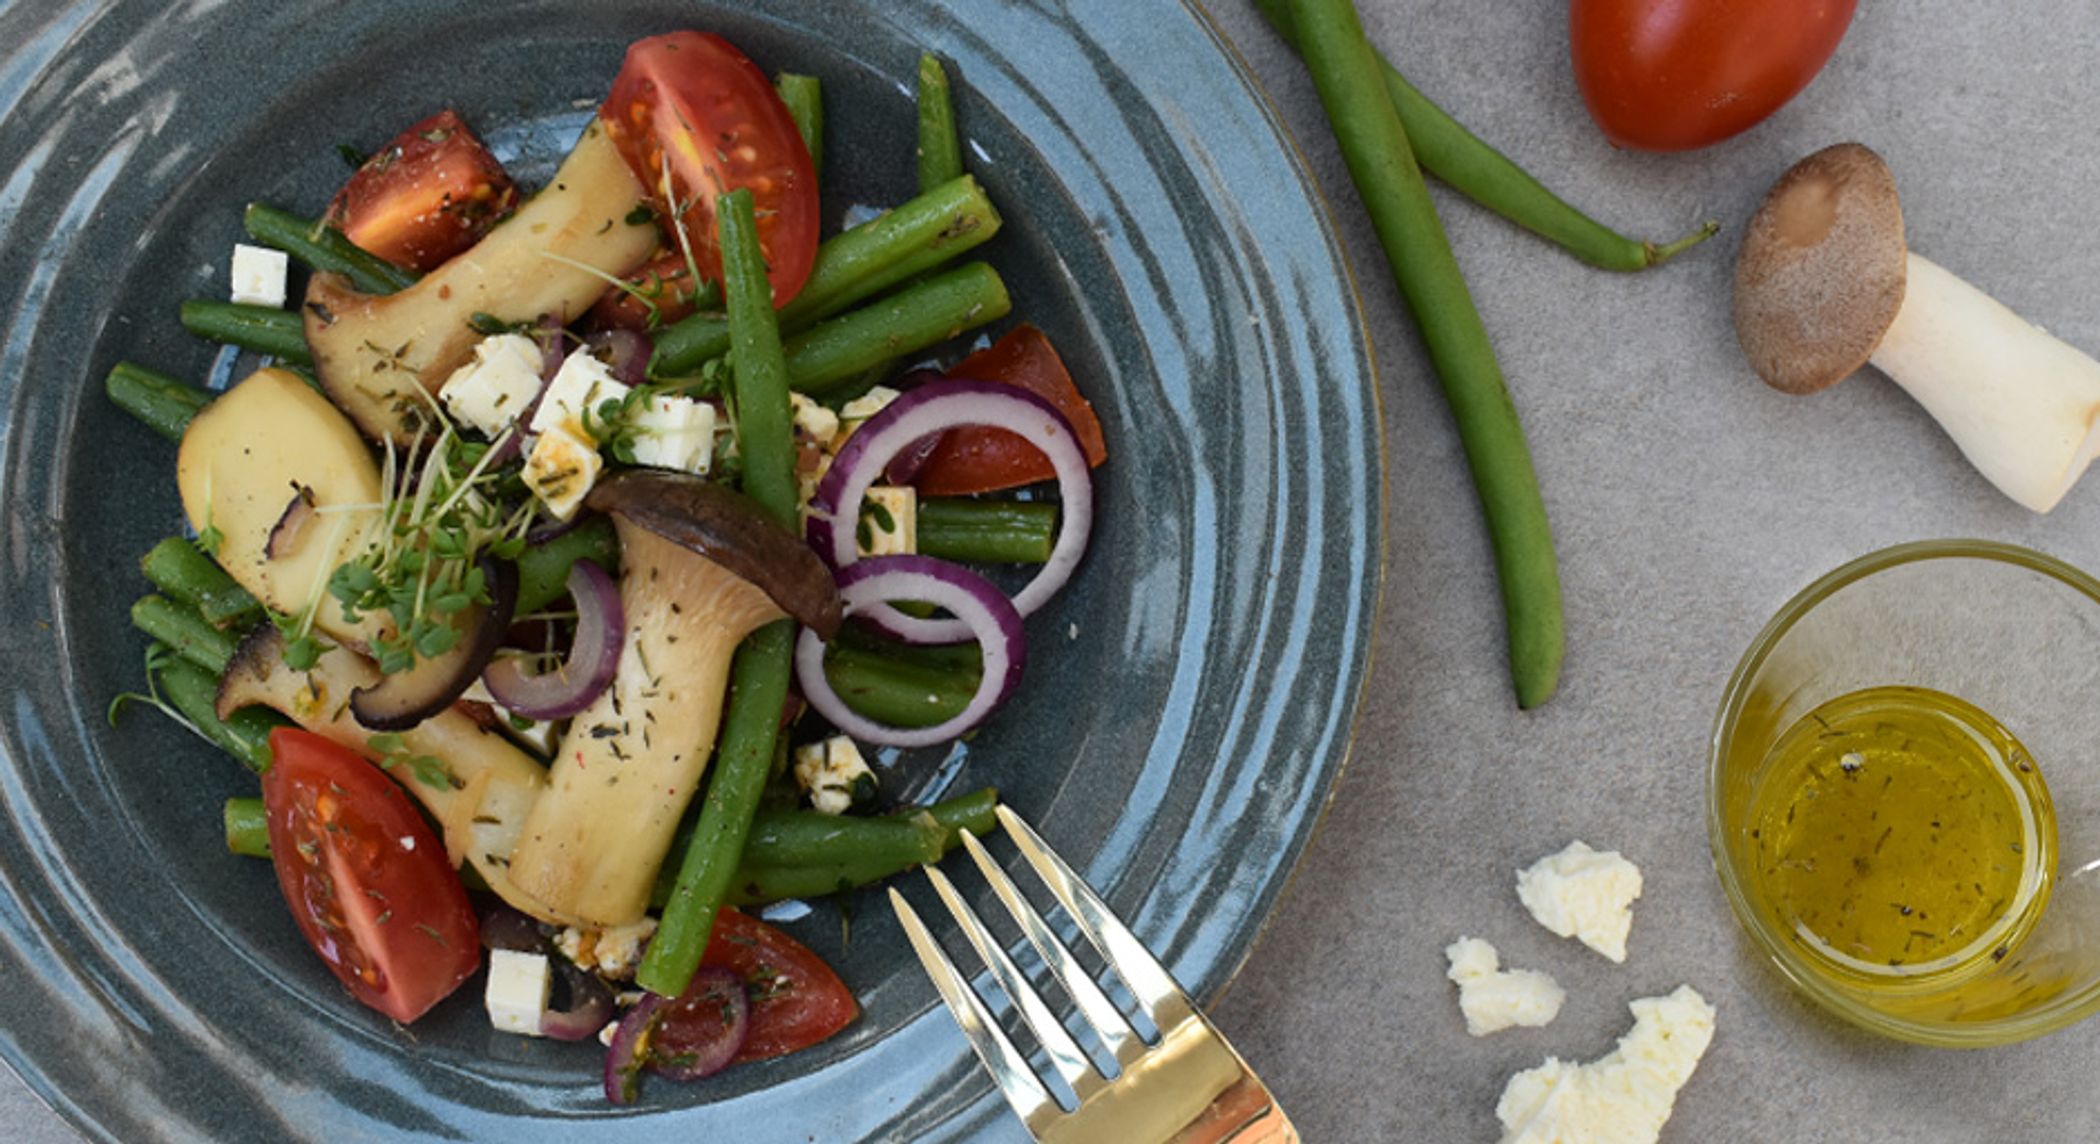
[626,393,717,475]
[463,677,557,756]
[791,392,840,448]
[440,334,544,439]
[554,918,659,980]
[838,386,901,439]
[1517,840,1644,963]
[858,485,917,557]
[523,424,603,520]
[1496,986,1716,1144]
[485,949,553,1036]
[229,243,289,308]
[530,350,630,441]
[793,735,874,815]
[1445,937,1564,1036]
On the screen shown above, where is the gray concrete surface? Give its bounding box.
[11,0,2100,1139]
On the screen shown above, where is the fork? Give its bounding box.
[889,805,1298,1144]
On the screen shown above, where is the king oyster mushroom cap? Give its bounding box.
[1735,142,2100,513]
[504,471,841,926]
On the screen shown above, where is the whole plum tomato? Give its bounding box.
[1570,0,1858,152]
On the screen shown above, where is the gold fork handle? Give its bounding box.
[1168,1075,1298,1144]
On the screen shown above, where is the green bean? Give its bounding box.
[1287,0,1563,708]
[513,516,619,615]
[241,203,419,295]
[650,175,1002,378]
[743,808,942,870]
[637,189,801,998]
[178,301,312,366]
[775,73,825,185]
[784,262,1010,396]
[833,622,983,673]
[158,659,282,773]
[105,362,213,441]
[224,797,271,858]
[821,644,975,728]
[915,53,964,193]
[131,595,238,676]
[897,786,1000,849]
[1253,0,1713,271]
[918,498,1056,564]
[724,789,1000,905]
[141,538,261,627]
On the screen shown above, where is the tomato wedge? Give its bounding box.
[912,325,1110,496]
[599,32,818,306]
[698,907,856,1061]
[325,109,517,272]
[589,248,708,331]
[260,728,479,1023]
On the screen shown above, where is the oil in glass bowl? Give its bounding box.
[1743,685,2056,989]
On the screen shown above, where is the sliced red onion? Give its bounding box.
[541,959,616,1042]
[646,967,750,1080]
[480,558,622,719]
[477,902,547,953]
[587,328,652,389]
[795,555,1027,748]
[603,993,665,1104]
[805,380,1092,644]
[526,509,589,546]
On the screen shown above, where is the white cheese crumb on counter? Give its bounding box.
[229,243,289,308]
[1445,937,1564,1036]
[1495,985,1716,1144]
[440,333,544,439]
[485,949,553,1036]
[523,424,603,520]
[794,735,874,815]
[1517,840,1643,963]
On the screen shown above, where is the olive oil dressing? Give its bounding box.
[1744,686,2056,985]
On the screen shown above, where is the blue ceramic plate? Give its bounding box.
[0,1,1381,1139]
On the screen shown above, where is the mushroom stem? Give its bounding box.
[1868,253,2100,513]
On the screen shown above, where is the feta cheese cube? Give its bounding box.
[857,485,917,557]
[838,386,901,440]
[1517,840,1644,962]
[790,392,840,448]
[440,334,544,439]
[793,735,875,815]
[522,424,603,520]
[1495,986,1716,1144]
[553,918,659,980]
[462,677,558,756]
[485,949,553,1036]
[1444,937,1563,1036]
[530,351,630,442]
[229,243,289,308]
[626,393,718,475]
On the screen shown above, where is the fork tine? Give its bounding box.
[958,828,1145,1071]
[888,888,1058,1123]
[923,865,1100,1099]
[996,804,1192,1028]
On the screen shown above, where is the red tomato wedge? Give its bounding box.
[599,32,819,306]
[911,325,1109,497]
[260,728,480,1023]
[698,907,856,1061]
[1569,0,1858,152]
[589,248,707,331]
[326,110,517,271]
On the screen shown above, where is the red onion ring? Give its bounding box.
[805,380,1092,644]
[480,559,622,720]
[586,328,653,389]
[645,967,750,1081]
[603,992,664,1104]
[794,555,1027,748]
[540,958,616,1043]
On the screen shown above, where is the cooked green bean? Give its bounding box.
[650,175,1002,378]
[775,73,825,184]
[915,53,964,193]
[178,301,312,366]
[224,797,270,858]
[743,808,943,870]
[637,189,800,998]
[1287,0,1563,708]
[141,537,261,627]
[105,362,213,441]
[917,498,1056,564]
[158,659,282,773]
[131,595,238,676]
[513,516,619,615]
[821,644,975,728]
[1253,0,1713,271]
[784,262,1010,395]
[242,203,418,295]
